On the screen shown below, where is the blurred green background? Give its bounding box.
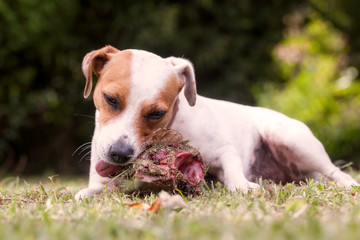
[1,0,359,176]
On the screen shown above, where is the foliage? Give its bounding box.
[255,10,360,161]
[307,0,360,61]
[0,0,295,174]
[0,0,360,174]
[0,0,84,174]
[1,175,360,239]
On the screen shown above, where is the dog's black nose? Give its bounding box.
[108,142,134,164]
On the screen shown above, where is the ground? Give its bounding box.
[1,171,360,240]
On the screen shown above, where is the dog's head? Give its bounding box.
[82,46,196,166]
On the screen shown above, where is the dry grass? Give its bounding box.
[1,173,360,240]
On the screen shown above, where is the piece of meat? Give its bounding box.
[94,128,205,194]
[176,152,204,185]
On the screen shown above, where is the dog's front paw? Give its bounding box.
[75,187,104,201]
[225,180,260,193]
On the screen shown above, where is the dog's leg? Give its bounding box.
[75,143,111,201]
[216,147,260,192]
[261,118,359,188]
[75,164,111,201]
[75,124,113,200]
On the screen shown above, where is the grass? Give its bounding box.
[1,173,360,240]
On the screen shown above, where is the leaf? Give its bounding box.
[124,199,162,213]
[148,198,163,213]
[124,191,186,213]
[125,202,150,210]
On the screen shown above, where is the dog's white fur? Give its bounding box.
[75,47,359,200]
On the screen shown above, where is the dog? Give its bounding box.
[75,45,359,200]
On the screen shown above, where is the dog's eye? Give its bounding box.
[103,93,118,108]
[146,110,167,120]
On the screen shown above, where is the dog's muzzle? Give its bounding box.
[108,142,134,164]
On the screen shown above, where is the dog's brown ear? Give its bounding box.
[82,45,119,98]
[167,57,197,106]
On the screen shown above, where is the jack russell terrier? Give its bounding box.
[75,45,359,200]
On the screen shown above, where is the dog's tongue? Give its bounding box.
[176,152,204,185]
[95,160,124,177]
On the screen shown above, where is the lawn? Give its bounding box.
[1,173,360,240]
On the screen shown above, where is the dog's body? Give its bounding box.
[75,46,358,200]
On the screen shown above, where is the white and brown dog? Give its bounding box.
[75,45,359,200]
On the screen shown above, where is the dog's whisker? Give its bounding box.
[74,114,95,119]
[73,142,92,156]
[78,145,92,155]
[79,151,91,163]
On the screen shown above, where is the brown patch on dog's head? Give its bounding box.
[82,46,133,124]
[135,74,183,145]
[93,50,133,124]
